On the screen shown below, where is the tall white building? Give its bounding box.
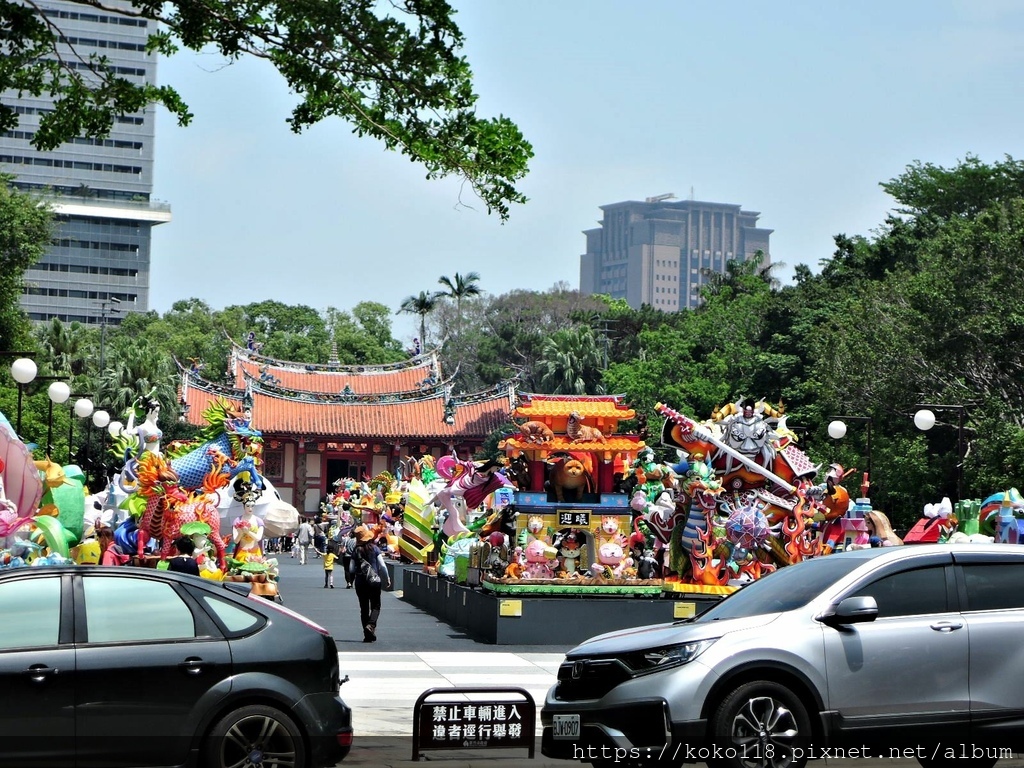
[0,0,170,325]
[580,196,772,311]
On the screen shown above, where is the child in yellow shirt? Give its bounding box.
[317,544,338,588]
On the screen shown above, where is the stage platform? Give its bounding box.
[400,568,724,645]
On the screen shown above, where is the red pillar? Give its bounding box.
[598,460,614,494]
[529,459,546,492]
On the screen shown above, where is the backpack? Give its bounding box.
[357,546,381,585]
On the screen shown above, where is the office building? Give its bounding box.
[580,195,772,311]
[0,0,170,325]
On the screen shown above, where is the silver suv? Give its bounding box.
[541,544,1024,768]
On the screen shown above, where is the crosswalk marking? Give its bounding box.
[339,651,563,736]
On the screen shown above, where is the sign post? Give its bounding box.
[412,686,535,761]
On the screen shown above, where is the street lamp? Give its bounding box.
[7,356,37,436]
[827,415,873,482]
[98,296,121,374]
[68,397,93,465]
[46,381,71,458]
[913,404,967,501]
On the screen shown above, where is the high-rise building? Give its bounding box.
[0,0,170,326]
[580,195,772,312]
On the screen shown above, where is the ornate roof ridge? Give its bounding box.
[517,393,629,404]
[228,338,438,374]
[247,375,516,407]
[242,368,449,402]
[179,368,243,399]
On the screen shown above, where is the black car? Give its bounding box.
[0,566,352,768]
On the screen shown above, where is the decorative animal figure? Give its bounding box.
[589,537,631,579]
[523,538,558,579]
[519,421,555,444]
[555,529,584,575]
[549,456,594,502]
[566,412,607,444]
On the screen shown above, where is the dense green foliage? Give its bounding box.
[3,155,1024,527]
[0,178,52,350]
[0,0,532,220]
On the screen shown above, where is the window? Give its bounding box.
[198,594,264,635]
[0,577,61,650]
[83,577,195,642]
[264,450,285,480]
[850,566,948,618]
[961,563,1024,611]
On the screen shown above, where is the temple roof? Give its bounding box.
[229,343,440,394]
[514,393,635,420]
[180,370,515,440]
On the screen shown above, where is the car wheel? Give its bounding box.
[203,704,306,768]
[710,680,811,768]
[916,751,999,768]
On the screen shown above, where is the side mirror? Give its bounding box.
[819,595,878,627]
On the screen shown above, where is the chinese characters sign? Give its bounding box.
[413,688,536,759]
[557,510,591,526]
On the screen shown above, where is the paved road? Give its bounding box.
[274,555,568,653]
[273,557,572,766]
[272,558,986,768]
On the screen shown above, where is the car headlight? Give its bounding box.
[620,638,718,676]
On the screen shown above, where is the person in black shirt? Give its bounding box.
[167,536,201,576]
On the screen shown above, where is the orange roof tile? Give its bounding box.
[230,345,439,394]
[181,373,514,440]
[514,393,635,420]
[180,381,241,427]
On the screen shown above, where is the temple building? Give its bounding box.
[179,343,515,514]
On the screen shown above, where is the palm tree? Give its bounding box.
[699,249,783,300]
[437,272,482,333]
[96,337,180,422]
[35,318,91,378]
[537,327,606,395]
[397,291,442,351]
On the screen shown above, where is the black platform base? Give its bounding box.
[400,570,722,645]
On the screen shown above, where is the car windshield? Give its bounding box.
[694,553,871,621]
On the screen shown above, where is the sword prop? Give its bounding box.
[656,402,797,494]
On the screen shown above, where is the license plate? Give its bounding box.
[552,714,581,740]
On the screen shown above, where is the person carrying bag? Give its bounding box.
[352,526,391,642]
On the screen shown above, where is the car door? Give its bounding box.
[0,572,75,768]
[822,559,970,748]
[73,572,233,768]
[952,553,1024,748]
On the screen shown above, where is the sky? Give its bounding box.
[148,0,1024,344]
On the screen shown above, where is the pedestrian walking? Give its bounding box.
[352,525,391,642]
[316,542,337,588]
[313,523,326,559]
[340,531,357,588]
[296,518,314,565]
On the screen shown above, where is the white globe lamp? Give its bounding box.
[92,410,110,429]
[48,381,71,404]
[74,398,94,418]
[914,409,936,431]
[11,358,37,384]
[108,420,123,438]
[827,420,847,440]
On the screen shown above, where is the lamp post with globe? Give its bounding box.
[913,405,967,501]
[45,381,71,458]
[827,415,873,486]
[8,356,37,437]
[69,397,94,465]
